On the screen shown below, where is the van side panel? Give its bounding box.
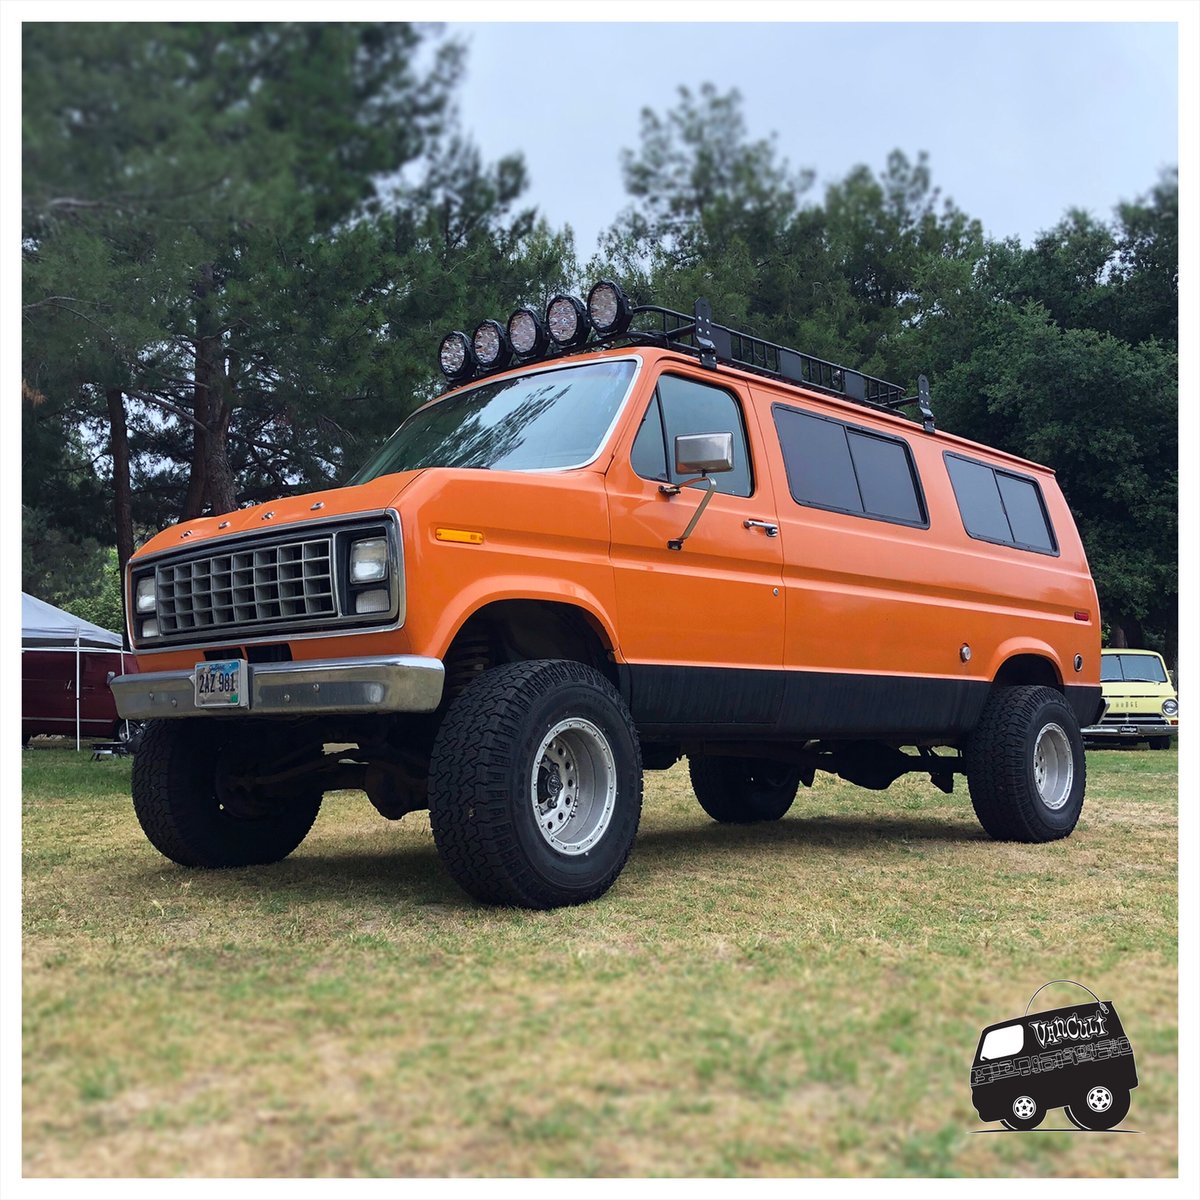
[750,383,1101,739]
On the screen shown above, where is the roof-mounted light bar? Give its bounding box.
[439,281,633,381]
[435,280,931,428]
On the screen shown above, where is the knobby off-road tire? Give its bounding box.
[966,685,1085,842]
[132,720,321,868]
[427,659,643,909]
[688,754,801,823]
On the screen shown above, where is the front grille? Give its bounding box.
[1100,713,1167,726]
[156,536,335,638]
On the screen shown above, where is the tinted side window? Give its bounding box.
[848,430,925,524]
[945,456,1010,542]
[996,473,1056,552]
[775,408,860,512]
[633,375,753,498]
[945,453,1058,554]
[773,405,926,526]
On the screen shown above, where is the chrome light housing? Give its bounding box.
[546,294,589,348]
[1163,698,1179,716]
[587,279,632,336]
[438,330,476,381]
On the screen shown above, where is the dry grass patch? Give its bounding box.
[22,741,1177,1176]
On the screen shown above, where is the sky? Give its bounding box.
[453,21,1178,258]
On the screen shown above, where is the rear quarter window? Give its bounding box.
[944,452,1058,555]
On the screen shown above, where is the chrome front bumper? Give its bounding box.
[1081,721,1178,741]
[110,655,444,720]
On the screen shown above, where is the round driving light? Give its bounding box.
[1163,698,1178,716]
[587,279,632,336]
[546,294,589,348]
[438,330,476,380]
[473,319,511,370]
[507,306,547,358]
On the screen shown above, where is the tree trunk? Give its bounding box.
[184,262,239,517]
[181,378,208,520]
[106,387,134,642]
[203,395,238,515]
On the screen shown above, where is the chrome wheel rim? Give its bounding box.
[1086,1086,1113,1112]
[1033,722,1074,811]
[530,717,617,856]
[1012,1095,1037,1121]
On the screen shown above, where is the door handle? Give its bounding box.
[743,519,779,537]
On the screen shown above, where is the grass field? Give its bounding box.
[21,740,1178,1178]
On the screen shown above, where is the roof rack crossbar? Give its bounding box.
[616,299,932,429]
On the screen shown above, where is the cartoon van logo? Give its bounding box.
[971,981,1137,1131]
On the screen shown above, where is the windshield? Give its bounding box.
[1102,653,1169,684]
[349,359,637,483]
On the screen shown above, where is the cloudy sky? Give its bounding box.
[454,21,1178,256]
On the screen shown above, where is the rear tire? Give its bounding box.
[131,720,321,868]
[688,754,801,823]
[966,685,1085,842]
[428,660,642,909]
[1065,1084,1130,1131]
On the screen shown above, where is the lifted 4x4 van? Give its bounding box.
[112,284,1104,909]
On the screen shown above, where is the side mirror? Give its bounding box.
[663,432,735,551]
[674,432,734,476]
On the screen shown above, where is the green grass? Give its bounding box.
[21,740,1178,1177]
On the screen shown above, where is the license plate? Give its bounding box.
[194,659,248,708]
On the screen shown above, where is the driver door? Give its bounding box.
[605,369,785,728]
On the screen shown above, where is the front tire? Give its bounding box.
[688,754,801,823]
[1149,737,1172,751]
[427,660,642,909]
[966,685,1085,842]
[131,720,322,868]
[1000,1093,1044,1131]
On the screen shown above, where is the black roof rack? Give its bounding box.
[610,297,936,433]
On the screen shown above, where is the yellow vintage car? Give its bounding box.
[1082,648,1178,749]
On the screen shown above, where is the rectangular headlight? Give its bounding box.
[349,537,388,584]
[136,576,156,614]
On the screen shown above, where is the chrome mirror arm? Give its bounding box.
[663,475,717,551]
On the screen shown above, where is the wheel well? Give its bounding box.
[993,654,1062,690]
[441,600,616,704]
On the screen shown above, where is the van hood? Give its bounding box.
[133,471,426,561]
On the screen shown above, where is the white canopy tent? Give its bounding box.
[21,593,124,649]
[22,593,130,750]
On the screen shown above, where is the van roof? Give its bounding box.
[435,344,1057,479]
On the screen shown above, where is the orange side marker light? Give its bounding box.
[436,528,484,545]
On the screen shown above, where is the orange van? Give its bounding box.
[112,284,1103,908]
